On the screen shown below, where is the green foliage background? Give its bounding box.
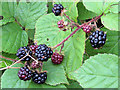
[0,0,119,89]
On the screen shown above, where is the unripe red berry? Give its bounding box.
[51,52,64,64]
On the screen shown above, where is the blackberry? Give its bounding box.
[89,30,107,49]
[35,44,53,61]
[16,46,32,61]
[51,52,64,64]
[31,61,40,69]
[52,4,64,16]
[18,66,33,81]
[82,25,91,33]
[30,45,38,54]
[32,71,47,84]
[57,20,68,31]
[57,20,64,28]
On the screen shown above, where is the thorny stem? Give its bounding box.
[54,14,103,49]
[64,13,79,27]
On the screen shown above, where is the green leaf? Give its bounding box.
[0,52,16,68]
[63,29,85,79]
[54,1,78,22]
[0,26,2,52]
[43,61,69,86]
[77,2,97,20]
[83,1,118,15]
[66,79,83,88]
[70,54,118,88]
[86,27,119,56]
[109,4,118,13]
[1,64,31,88]
[35,13,70,47]
[35,13,85,79]
[118,59,120,90]
[2,22,28,54]
[15,2,47,29]
[61,2,78,22]
[0,2,16,26]
[1,2,17,18]
[1,63,66,88]
[101,13,118,31]
[0,17,15,26]
[26,29,35,41]
[47,2,53,13]
[29,81,66,88]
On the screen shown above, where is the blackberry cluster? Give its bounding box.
[52,4,64,16]
[30,45,38,54]
[16,46,32,61]
[89,30,106,48]
[31,61,40,69]
[35,44,53,61]
[51,53,64,64]
[32,71,47,84]
[82,25,92,33]
[18,66,33,81]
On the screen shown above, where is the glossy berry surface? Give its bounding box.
[31,61,40,69]
[51,53,64,64]
[35,44,53,61]
[52,4,64,16]
[18,66,33,81]
[82,25,91,33]
[32,71,47,84]
[16,46,32,61]
[89,30,107,49]
[30,45,38,54]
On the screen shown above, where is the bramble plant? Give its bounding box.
[0,0,119,89]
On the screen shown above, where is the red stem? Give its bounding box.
[0,55,19,62]
[64,13,79,27]
[54,14,103,49]
[60,43,64,53]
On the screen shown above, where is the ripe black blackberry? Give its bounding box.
[35,44,53,61]
[82,25,92,33]
[51,52,64,64]
[16,46,32,61]
[32,71,47,84]
[18,66,33,81]
[52,4,64,16]
[89,30,106,49]
[30,45,38,54]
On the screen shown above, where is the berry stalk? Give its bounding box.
[64,13,79,27]
[0,55,18,62]
[54,14,103,49]
[0,52,29,71]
